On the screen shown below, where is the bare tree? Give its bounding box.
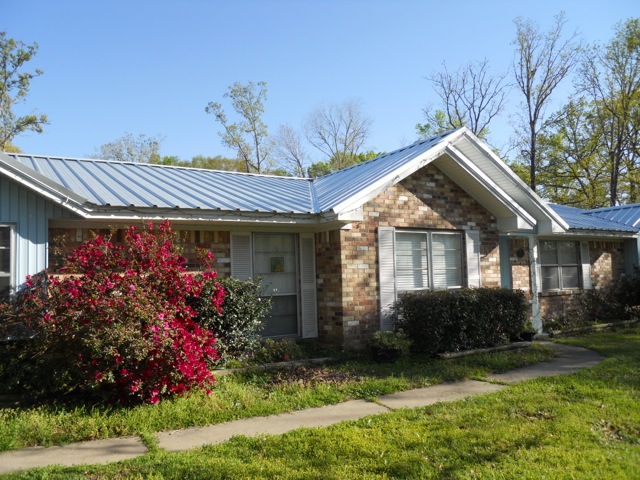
[419,59,509,139]
[304,99,372,171]
[93,132,164,163]
[274,124,309,177]
[512,12,582,191]
[206,81,272,173]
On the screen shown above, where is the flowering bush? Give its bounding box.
[0,221,224,404]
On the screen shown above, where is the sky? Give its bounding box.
[4,0,639,166]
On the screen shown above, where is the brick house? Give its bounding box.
[1,128,639,348]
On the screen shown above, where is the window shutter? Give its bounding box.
[378,227,396,331]
[230,233,253,280]
[580,241,592,290]
[299,233,318,339]
[465,230,481,288]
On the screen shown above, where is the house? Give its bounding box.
[1,128,639,348]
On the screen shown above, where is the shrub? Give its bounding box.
[190,276,272,365]
[254,338,305,364]
[0,221,224,404]
[394,288,528,356]
[367,330,412,363]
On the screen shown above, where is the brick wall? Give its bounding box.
[506,238,626,325]
[316,162,501,349]
[48,227,231,276]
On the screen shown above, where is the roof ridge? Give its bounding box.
[6,153,311,180]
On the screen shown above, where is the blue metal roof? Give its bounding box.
[549,204,639,232]
[8,154,316,214]
[583,204,640,230]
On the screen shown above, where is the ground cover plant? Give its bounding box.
[1,328,638,479]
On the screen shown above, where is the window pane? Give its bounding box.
[541,266,559,290]
[261,295,297,337]
[561,266,580,289]
[0,250,9,273]
[0,277,9,300]
[540,241,557,264]
[558,241,578,264]
[432,233,462,289]
[396,233,428,291]
[0,227,9,249]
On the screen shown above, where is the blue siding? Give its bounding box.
[0,176,76,290]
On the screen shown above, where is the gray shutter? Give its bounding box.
[580,241,592,290]
[230,233,253,280]
[465,230,481,288]
[378,227,396,331]
[299,233,318,339]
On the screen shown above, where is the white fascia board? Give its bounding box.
[456,131,570,231]
[444,144,537,229]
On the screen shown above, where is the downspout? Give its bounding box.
[528,235,542,333]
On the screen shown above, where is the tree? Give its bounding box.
[206,81,272,174]
[417,59,509,140]
[0,32,48,149]
[575,18,640,205]
[94,132,164,163]
[512,12,582,191]
[304,99,373,171]
[536,99,609,208]
[306,150,383,177]
[274,124,309,177]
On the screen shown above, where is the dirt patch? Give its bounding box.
[266,365,360,387]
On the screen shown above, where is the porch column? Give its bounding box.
[528,235,542,333]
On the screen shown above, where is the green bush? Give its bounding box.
[190,276,272,365]
[254,338,305,364]
[394,288,529,356]
[367,330,412,363]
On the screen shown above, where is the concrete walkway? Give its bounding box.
[0,342,603,475]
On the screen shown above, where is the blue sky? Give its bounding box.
[4,0,638,165]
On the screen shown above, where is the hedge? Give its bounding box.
[393,288,529,356]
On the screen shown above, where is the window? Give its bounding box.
[253,233,299,337]
[0,226,14,300]
[540,240,580,290]
[395,230,463,292]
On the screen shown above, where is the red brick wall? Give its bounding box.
[316,162,501,349]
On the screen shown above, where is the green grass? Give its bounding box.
[0,344,551,453]
[3,331,640,478]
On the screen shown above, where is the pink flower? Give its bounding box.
[128,284,136,292]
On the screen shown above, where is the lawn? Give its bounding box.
[2,328,640,478]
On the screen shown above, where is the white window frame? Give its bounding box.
[0,224,15,300]
[395,230,463,293]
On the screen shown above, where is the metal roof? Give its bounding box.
[314,130,457,213]
[549,204,639,233]
[582,204,640,230]
[3,131,639,236]
[7,154,316,214]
